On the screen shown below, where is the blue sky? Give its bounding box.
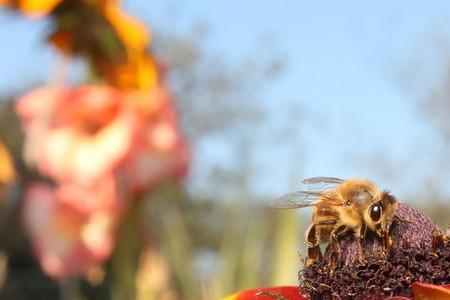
[1,1,450,201]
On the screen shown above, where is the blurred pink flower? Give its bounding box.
[23,179,123,279]
[16,85,189,192]
[16,86,138,184]
[17,84,189,279]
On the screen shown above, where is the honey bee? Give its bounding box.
[272,177,398,265]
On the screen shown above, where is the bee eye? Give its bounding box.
[344,201,351,206]
[370,204,382,222]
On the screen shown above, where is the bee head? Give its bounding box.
[364,191,397,236]
[337,179,381,228]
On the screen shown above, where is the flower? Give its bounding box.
[23,179,123,279]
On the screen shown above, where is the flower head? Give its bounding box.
[300,204,450,299]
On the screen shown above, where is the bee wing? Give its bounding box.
[302,177,345,192]
[271,190,341,209]
[302,177,345,185]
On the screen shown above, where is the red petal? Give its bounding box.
[223,286,305,300]
[411,282,450,300]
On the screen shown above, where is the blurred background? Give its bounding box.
[0,1,450,300]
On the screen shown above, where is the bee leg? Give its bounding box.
[306,224,321,266]
[356,225,367,264]
[330,225,349,268]
[331,225,349,245]
[394,214,412,224]
[382,232,394,254]
[431,229,446,249]
[329,240,340,269]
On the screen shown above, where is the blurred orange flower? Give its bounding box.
[2,0,158,90]
[0,0,61,17]
[46,0,157,90]
[0,140,15,184]
[23,178,122,279]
